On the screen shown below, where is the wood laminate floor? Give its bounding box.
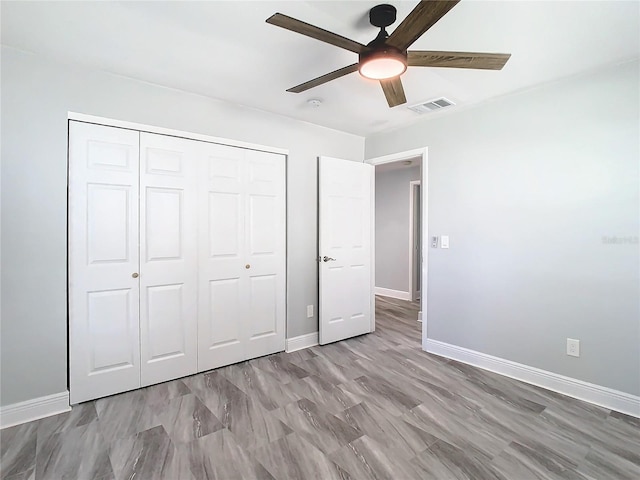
[2,296,639,479]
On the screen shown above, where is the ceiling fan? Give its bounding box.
[266,0,511,107]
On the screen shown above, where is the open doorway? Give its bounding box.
[368,148,427,329]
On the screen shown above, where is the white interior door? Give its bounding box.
[244,149,286,358]
[139,133,198,386]
[69,122,141,404]
[198,143,247,370]
[318,156,374,345]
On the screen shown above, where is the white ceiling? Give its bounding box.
[2,1,638,136]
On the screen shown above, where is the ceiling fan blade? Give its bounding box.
[387,1,460,51]
[408,51,511,69]
[380,77,407,107]
[267,13,364,53]
[287,64,359,93]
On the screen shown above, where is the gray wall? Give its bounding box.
[0,47,364,406]
[375,166,421,292]
[366,60,640,396]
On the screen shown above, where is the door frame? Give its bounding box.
[68,112,288,155]
[408,180,421,303]
[365,147,428,337]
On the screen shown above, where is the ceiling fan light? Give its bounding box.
[358,48,407,80]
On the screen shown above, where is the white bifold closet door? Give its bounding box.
[197,144,286,371]
[138,133,198,387]
[69,126,200,402]
[70,121,286,403]
[69,122,141,404]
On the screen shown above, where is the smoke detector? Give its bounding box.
[307,98,323,108]
[408,97,455,114]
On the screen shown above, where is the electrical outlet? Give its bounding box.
[306,305,314,318]
[567,338,580,357]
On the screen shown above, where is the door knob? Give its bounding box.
[132,273,139,278]
[323,256,336,262]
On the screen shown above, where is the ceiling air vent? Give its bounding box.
[407,97,455,114]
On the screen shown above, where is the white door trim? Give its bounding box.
[408,180,421,303]
[366,148,428,336]
[67,112,289,156]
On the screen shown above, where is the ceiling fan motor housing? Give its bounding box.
[369,4,397,28]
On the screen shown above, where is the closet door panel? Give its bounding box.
[69,121,140,404]
[145,187,183,260]
[87,289,136,370]
[248,274,278,338]
[248,194,277,255]
[145,284,187,360]
[208,191,241,258]
[87,185,130,264]
[139,133,198,386]
[198,144,247,370]
[244,150,286,357]
[206,277,243,348]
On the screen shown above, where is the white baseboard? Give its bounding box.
[375,287,411,301]
[286,332,319,353]
[0,391,71,429]
[425,339,640,418]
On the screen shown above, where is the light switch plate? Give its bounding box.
[441,235,450,249]
[431,236,438,248]
[306,305,314,318]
